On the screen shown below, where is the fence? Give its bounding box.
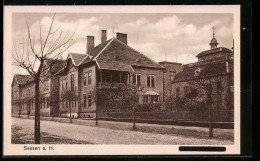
[97,110,234,122]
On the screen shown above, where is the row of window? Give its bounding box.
[143,95,159,104]
[62,99,77,109]
[62,73,76,90]
[133,74,155,87]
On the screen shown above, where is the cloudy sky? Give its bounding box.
[12,13,233,75]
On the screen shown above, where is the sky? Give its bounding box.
[12,13,233,75]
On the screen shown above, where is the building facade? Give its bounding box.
[11,59,66,117]
[57,30,164,118]
[171,32,234,111]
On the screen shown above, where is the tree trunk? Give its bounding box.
[35,79,41,144]
[133,106,136,130]
[208,90,213,137]
[96,108,98,125]
[70,101,72,123]
[19,103,21,118]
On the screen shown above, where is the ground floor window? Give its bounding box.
[143,95,159,104]
[88,94,92,107]
[84,95,87,107]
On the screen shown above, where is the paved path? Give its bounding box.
[12,118,233,145]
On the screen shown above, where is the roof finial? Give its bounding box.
[212,26,216,38]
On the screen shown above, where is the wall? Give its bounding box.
[59,63,79,118]
[79,64,97,115]
[132,67,164,106]
[159,62,183,106]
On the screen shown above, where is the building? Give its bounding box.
[11,59,66,116]
[171,29,234,112]
[12,74,34,115]
[159,61,183,109]
[57,30,164,118]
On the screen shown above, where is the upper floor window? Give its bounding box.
[62,79,67,90]
[84,71,92,86]
[88,72,92,85]
[133,74,141,86]
[147,75,155,87]
[71,74,74,90]
[169,70,176,81]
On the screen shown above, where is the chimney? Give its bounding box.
[101,30,107,46]
[87,36,94,55]
[116,32,127,45]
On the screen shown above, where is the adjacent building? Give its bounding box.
[171,31,234,111]
[11,59,66,117]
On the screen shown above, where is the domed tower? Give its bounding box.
[209,26,218,49]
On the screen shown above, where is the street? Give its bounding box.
[12,117,234,145]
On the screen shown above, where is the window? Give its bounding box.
[88,72,92,85]
[47,98,49,108]
[170,71,176,81]
[84,95,87,107]
[133,74,141,86]
[184,86,190,96]
[84,73,87,86]
[88,94,92,107]
[71,74,74,90]
[62,79,67,90]
[176,87,180,98]
[66,79,68,89]
[147,75,155,87]
[151,95,159,103]
[144,96,149,104]
[84,71,92,85]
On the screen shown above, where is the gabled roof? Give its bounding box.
[85,38,163,71]
[196,47,232,58]
[69,53,87,66]
[12,74,34,86]
[79,38,113,66]
[173,61,231,83]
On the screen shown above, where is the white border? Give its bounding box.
[4,5,240,156]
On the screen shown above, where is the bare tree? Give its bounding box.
[61,89,77,123]
[12,13,76,144]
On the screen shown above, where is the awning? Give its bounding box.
[143,91,160,95]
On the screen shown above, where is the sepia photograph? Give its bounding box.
[4,5,240,155]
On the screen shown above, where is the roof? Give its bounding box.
[159,61,182,65]
[196,47,232,58]
[13,74,34,86]
[93,38,163,71]
[69,53,87,66]
[173,61,230,82]
[45,59,67,74]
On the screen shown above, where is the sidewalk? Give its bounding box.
[12,114,234,141]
